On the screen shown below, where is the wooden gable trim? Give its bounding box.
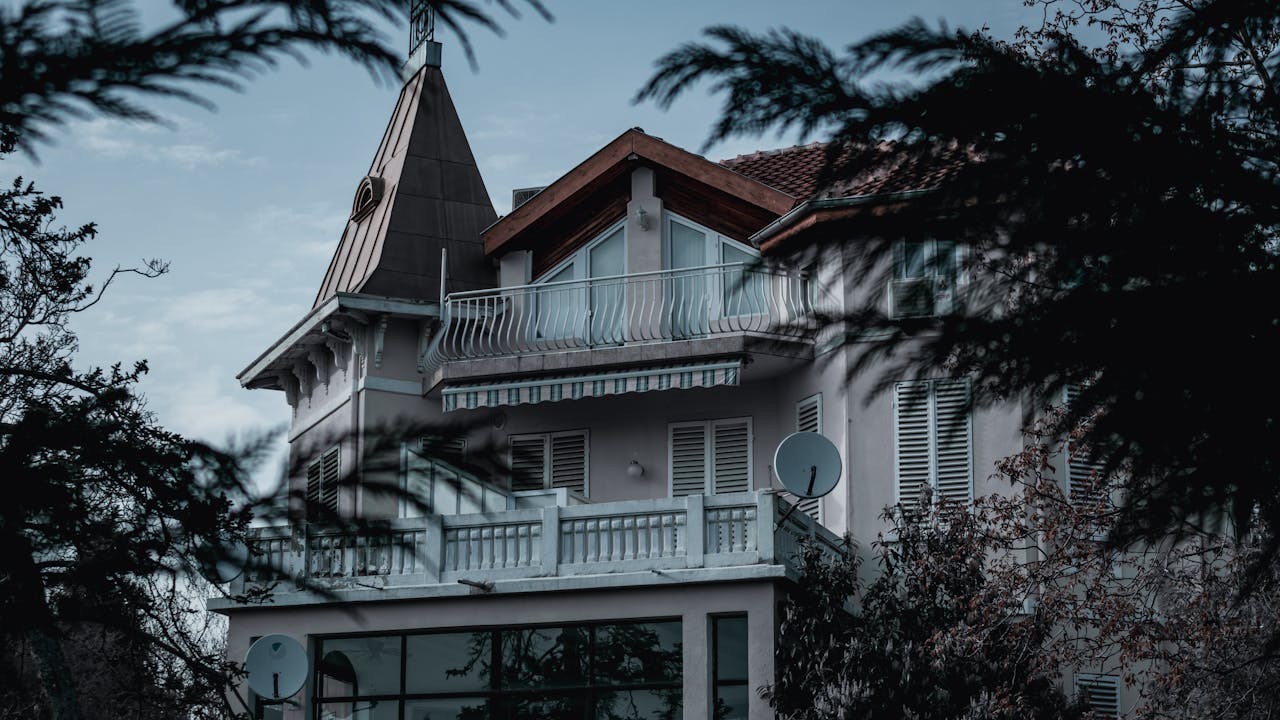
[483,129,796,257]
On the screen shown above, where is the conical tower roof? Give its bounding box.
[314,46,497,307]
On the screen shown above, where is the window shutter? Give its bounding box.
[670,423,708,497]
[788,395,823,520]
[711,419,751,494]
[933,379,972,503]
[320,447,340,514]
[549,431,588,494]
[305,457,322,519]
[509,435,547,492]
[1064,385,1107,508]
[1075,674,1120,719]
[894,381,932,510]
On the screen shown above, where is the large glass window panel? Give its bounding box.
[403,697,489,720]
[668,221,710,338]
[595,689,682,720]
[319,636,402,697]
[897,240,928,279]
[502,694,588,720]
[406,632,491,694]
[535,264,584,341]
[588,228,626,344]
[720,243,765,317]
[317,699,398,720]
[501,626,589,689]
[713,617,748,683]
[711,685,749,720]
[592,622,683,685]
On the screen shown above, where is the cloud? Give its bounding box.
[74,117,262,169]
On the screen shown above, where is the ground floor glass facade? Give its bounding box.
[314,620,682,720]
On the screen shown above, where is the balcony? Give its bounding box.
[421,264,831,383]
[215,491,846,609]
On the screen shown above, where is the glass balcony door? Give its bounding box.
[667,220,712,338]
[588,227,625,345]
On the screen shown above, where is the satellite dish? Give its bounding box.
[244,634,308,701]
[774,432,842,499]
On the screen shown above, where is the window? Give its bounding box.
[894,380,972,509]
[1074,673,1121,718]
[712,615,749,720]
[534,223,626,345]
[780,395,823,521]
[889,239,962,318]
[666,215,763,336]
[668,418,752,497]
[508,430,589,496]
[306,445,341,521]
[403,443,507,518]
[313,621,682,720]
[1063,384,1108,509]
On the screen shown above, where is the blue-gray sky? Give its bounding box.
[6,0,1030,482]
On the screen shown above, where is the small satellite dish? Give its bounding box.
[244,634,308,701]
[774,432,842,499]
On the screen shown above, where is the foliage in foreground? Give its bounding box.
[637,0,1280,570]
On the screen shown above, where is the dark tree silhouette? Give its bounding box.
[0,1,548,717]
[637,1,1280,565]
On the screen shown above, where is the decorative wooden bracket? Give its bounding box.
[291,361,313,406]
[278,372,300,411]
[373,315,388,369]
[308,346,331,391]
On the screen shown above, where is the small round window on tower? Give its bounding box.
[350,176,384,221]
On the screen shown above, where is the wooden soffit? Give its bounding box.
[482,129,797,258]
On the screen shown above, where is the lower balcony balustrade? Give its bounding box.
[226,491,845,605]
[422,263,829,372]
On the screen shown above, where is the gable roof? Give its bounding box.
[482,128,796,257]
[313,60,497,308]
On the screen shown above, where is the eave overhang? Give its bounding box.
[752,189,937,256]
[482,128,797,258]
[238,293,440,390]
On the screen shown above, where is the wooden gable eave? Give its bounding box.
[482,128,796,258]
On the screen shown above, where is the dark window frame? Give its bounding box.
[311,619,683,720]
[711,614,749,720]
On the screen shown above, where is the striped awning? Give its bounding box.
[441,359,742,412]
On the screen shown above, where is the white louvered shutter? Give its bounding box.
[787,396,823,520]
[509,435,548,492]
[1064,385,1106,508]
[670,423,708,496]
[894,382,932,511]
[933,380,972,503]
[549,431,588,495]
[305,456,323,520]
[711,418,751,494]
[1075,674,1120,719]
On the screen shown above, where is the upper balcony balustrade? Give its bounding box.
[422,263,832,376]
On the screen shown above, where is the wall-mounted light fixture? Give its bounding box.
[635,207,651,231]
[626,454,645,479]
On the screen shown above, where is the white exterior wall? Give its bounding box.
[227,582,779,720]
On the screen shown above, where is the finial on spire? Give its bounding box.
[409,0,436,58]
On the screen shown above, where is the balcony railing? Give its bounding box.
[232,492,846,597]
[423,263,826,370]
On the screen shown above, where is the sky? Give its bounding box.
[5,0,1033,484]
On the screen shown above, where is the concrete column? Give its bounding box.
[682,611,711,720]
[626,167,663,274]
[747,587,779,720]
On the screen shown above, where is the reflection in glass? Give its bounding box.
[318,636,402,697]
[721,243,766,317]
[714,617,748,683]
[403,697,488,720]
[503,693,588,720]
[318,699,398,720]
[712,685,749,720]
[406,632,490,694]
[536,264,584,341]
[592,622,683,685]
[588,228,626,345]
[502,626,588,689]
[596,689,682,720]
